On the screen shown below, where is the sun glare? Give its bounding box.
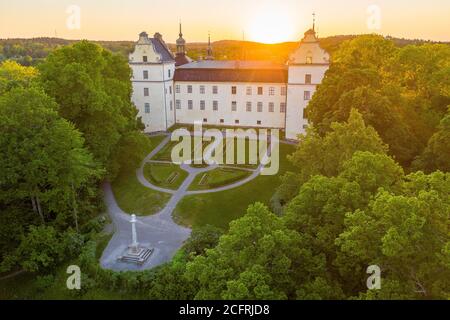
[247,8,296,44]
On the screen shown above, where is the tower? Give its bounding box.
[285,15,330,140]
[205,32,214,60]
[176,22,186,54]
[129,31,176,133]
[175,23,190,66]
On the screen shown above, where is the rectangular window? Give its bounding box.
[144,88,149,96]
[281,87,287,96]
[203,118,208,123]
[170,100,173,110]
[231,101,237,112]
[235,120,240,124]
[257,87,263,95]
[175,85,180,94]
[257,102,263,112]
[176,100,181,109]
[213,101,218,111]
[169,86,172,94]
[213,86,218,94]
[280,102,286,113]
[305,74,312,84]
[269,87,275,96]
[257,120,262,125]
[231,86,237,94]
[187,85,193,94]
[143,56,148,62]
[143,70,149,79]
[144,103,150,113]
[246,87,252,95]
[200,100,205,110]
[200,85,205,94]
[246,102,252,112]
[168,69,171,78]
[304,91,311,101]
[220,119,224,124]
[188,100,193,110]
[269,102,274,112]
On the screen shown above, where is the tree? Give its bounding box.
[0,60,38,95]
[413,110,450,173]
[274,109,388,207]
[336,177,450,299]
[183,225,224,257]
[0,87,100,224]
[38,40,146,178]
[305,35,450,167]
[283,151,406,295]
[185,203,329,300]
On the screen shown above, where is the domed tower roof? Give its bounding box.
[176,23,186,46]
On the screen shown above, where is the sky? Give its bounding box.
[0,0,449,43]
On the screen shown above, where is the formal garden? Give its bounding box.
[110,133,296,229]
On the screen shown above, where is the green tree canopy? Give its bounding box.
[0,60,38,95]
[0,87,100,224]
[185,203,334,300]
[38,40,147,177]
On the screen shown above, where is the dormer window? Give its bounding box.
[143,56,148,62]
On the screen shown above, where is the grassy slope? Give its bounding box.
[111,135,171,216]
[174,143,296,229]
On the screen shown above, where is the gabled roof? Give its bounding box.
[149,37,174,62]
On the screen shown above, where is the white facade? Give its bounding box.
[174,82,286,128]
[130,32,176,132]
[130,28,329,140]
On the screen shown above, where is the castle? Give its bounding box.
[129,23,330,140]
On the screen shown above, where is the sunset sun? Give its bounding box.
[247,8,296,44]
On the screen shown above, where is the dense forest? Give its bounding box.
[1,34,447,65]
[0,34,449,299]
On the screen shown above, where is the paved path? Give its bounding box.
[100,133,276,271]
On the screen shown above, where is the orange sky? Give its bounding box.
[1,0,449,43]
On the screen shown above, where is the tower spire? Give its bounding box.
[206,31,213,60]
[176,21,186,55]
[312,12,316,31]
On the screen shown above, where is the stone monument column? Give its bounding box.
[130,214,139,253]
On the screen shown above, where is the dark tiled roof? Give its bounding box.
[174,60,288,83]
[175,54,190,67]
[149,38,174,62]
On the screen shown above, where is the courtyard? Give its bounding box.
[102,131,296,270]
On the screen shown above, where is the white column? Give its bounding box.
[130,214,139,251]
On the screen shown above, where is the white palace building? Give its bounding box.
[129,23,330,140]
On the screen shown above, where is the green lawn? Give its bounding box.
[111,135,171,216]
[143,162,189,190]
[174,143,296,229]
[189,167,252,191]
[153,136,265,169]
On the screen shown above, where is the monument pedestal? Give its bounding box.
[117,214,154,266]
[118,245,153,265]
